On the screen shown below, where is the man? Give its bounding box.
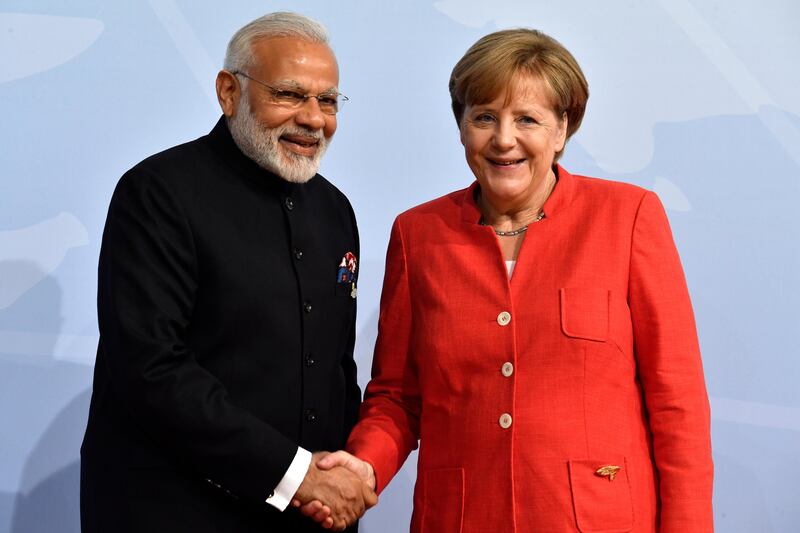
[81,12,375,532]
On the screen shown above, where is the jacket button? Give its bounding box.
[305,409,316,422]
[293,248,303,260]
[501,362,514,377]
[285,197,294,210]
[499,413,512,429]
[305,354,316,367]
[303,302,313,313]
[497,311,511,326]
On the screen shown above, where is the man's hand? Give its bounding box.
[293,451,377,529]
[292,452,377,531]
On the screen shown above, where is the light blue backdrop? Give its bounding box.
[1,1,798,531]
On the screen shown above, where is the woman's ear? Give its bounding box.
[556,111,568,152]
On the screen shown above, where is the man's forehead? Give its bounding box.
[250,36,336,63]
[249,37,338,83]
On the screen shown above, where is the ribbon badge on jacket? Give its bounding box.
[337,251,358,298]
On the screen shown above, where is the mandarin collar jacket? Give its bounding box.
[81,118,361,532]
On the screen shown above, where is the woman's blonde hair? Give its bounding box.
[449,29,589,160]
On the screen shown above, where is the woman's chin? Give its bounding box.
[480,179,531,205]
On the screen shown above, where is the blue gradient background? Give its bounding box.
[1,1,798,531]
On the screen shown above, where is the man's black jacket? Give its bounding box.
[81,117,361,532]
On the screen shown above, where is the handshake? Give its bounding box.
[291,451,378,531]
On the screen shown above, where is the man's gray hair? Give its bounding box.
[224,12,329,73]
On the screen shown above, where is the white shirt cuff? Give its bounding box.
[265,447,312,511]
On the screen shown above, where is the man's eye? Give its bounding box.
[318,95,339,108]
[274,90,304,102]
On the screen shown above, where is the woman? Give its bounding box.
[310,28,713,532]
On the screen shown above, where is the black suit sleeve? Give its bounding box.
[97,168,296,503]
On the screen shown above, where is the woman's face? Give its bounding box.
[460,74,567,210]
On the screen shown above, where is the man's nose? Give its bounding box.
[294,97,327,131]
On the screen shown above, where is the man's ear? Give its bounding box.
[216,70,240,117]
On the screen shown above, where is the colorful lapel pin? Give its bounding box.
[337,251,357,299]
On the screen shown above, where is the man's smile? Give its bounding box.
[280,134,321,156]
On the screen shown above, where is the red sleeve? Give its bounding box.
[629,191,714,531]
[346,218,421,493]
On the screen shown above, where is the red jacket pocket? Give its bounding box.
[560,288,610,342]
[569,457,633,532]
[419,467,464,533]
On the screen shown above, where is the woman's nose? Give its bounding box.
[491,121,516,151]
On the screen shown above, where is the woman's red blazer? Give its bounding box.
[348,166,713,532]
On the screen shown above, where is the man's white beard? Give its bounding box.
[228,94,329,184]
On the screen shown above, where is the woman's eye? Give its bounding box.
[473,113,494,123]
[518,115,538,125]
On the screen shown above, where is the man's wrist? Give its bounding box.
[265,447,312,511]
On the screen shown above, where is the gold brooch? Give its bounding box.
[595,465,621,481]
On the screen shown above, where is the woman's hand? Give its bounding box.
[317,451,376,490]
